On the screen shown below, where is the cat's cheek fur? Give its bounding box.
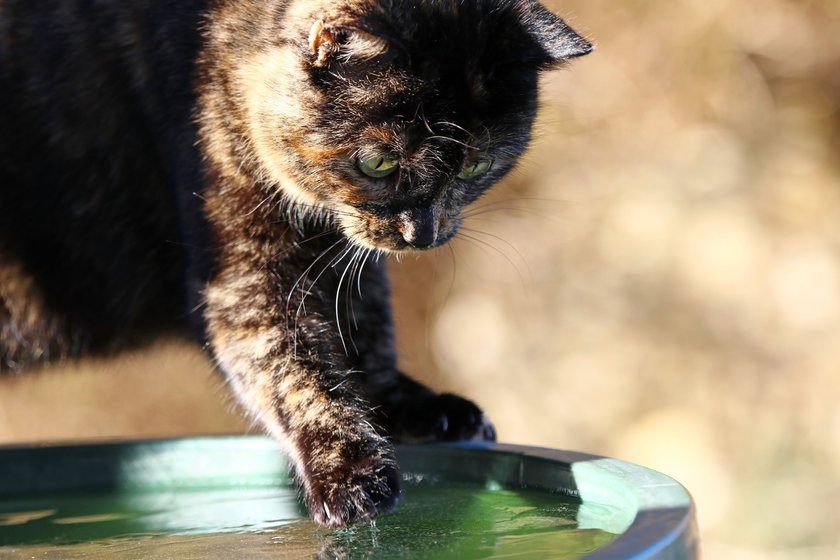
[237,50,323,207]
[236,49,374,221]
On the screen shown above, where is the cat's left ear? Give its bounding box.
[308,20,391,68]
[521,2,593,64]
[309,20,339,67]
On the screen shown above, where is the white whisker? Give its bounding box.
[356,247,372,299]
[334,245,360,355]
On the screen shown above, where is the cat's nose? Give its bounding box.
[399,208,438,249]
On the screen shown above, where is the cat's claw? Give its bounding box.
[308,457,402,527]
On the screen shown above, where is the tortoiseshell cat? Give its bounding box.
[0,0,590,525]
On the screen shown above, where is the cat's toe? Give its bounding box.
[479,417,497,441]
[431,394,497,442]
[390,393,497,443]
[307,456,402,527]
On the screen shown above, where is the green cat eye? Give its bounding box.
[358,154,399,178]
[457,158,493,180]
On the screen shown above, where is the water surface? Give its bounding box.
[0,480,618,559]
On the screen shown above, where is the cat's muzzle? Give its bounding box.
[398,207,438,249]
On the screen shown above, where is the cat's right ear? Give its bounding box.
[308,20,391,68]
[521,3,593,65]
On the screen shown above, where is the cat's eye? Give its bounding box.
[357,154,399,178]
[457,158,493,180]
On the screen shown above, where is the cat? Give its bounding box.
[0,0,591,526]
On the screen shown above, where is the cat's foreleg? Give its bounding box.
[202,238,401,527]
[345,258,497,443]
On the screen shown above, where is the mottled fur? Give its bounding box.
[0,0,590,526]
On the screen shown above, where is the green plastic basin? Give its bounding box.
[0,436,698,559]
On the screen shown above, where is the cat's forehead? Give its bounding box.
[313,3,546,94]
[310,0,590,86]
[344,0,545,63]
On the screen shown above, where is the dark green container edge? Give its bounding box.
[0,436,700,559]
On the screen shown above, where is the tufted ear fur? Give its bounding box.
[309,19,391,68]
[309,20,338,67]
[520,2,593,64]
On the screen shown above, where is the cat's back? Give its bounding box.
[0,0,209,340]
[0,0,208,195]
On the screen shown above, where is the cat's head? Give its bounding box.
[240,0,591,251]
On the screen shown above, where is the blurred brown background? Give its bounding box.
[2,0,839,558]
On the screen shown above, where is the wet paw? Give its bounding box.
[386,393,497,443]
[307,453,402,527]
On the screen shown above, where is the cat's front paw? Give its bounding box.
[306,452,402,527]
[385,393,497,443]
